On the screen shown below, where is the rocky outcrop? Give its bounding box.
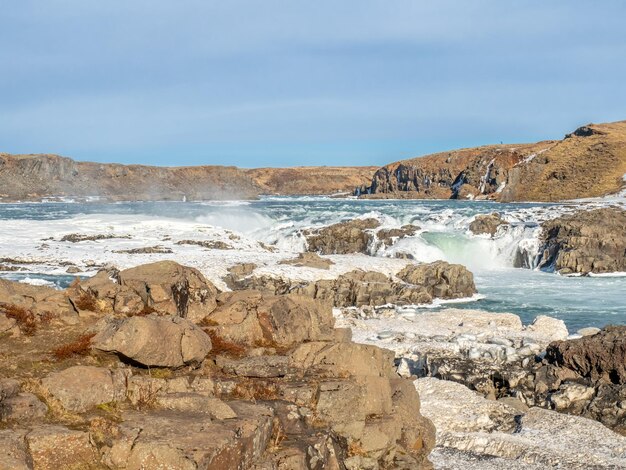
[418,377,626,469]
[469,213,508,236]
[279,252,334,269]
[304,218,381,254]
[92,315,213,367]
[70,260,220,322]
[361,120,626,202]
[342,306,626,434]
[226,261,477,308]
[545,325,626,384]
[0,153,376,201]
[0,262,435,468]
[537,207,626,274]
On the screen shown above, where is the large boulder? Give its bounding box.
[397,261,477,299]
[546,325,626,385]
[72,261,219,322]
[304,218,380,254]
[204,291,335,350]
[537,208,626,274]
[469,213,508,236]
[41,366,130,412]
[26,425,99,470]
[92,315,212,368]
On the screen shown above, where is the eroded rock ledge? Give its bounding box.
[0,260,435,469]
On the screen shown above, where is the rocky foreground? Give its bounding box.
[0,261,437,469]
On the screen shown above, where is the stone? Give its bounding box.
[155,393,237,419]
[41,366,129,412]
[304,218,380,254]
[397,261,477,299]
[117,260,219,322]
[577,326,601,337]
[216,355,291,378]
[0,392,47,421]
[469,213,508,236]
[279,252,334,269]
[537,208,626,274]
[92,314,212,368]
[546,325,626,384]
[26,425,99,470]
[0,429,30,470]
[526,315,569,342]
[205,291,334,350]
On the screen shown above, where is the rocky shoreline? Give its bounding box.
[1,203,625,468]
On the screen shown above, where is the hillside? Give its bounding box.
[361,120,626,202]
[0,154,376,202]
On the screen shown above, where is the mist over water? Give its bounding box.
[0,196,623,331]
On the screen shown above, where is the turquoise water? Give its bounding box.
[0,197,623,331]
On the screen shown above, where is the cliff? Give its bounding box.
[361,120,626,202]
[0,154,377,201]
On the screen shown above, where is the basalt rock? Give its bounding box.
[72,260,220,322]
[304,218,381,254]
[537,208,626,274]
[92,314,212,368]
[0,262,435,468]
[469,213,509,237]
[226,261,476,308]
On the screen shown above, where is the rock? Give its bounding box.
[397,261,477,299]
[469,213,509,236]
[216,355,291,378]
[103,405,274,469]
[26,425,99,470]
[546,325,626,384]
[0,278,74,319]
[117,260,219,322]
[526,315,569,342]
[155,393,237,419]
[0,392,47,421]
[92,314,212,368]
[279,252,334,269]
[204,291,335,350]
[0,379,20,401]
[304,218,380,254]
[416,376,626,469]
[537,208,626,274]
[41,366,129,412]
[577,327,601,337]
[0,429,30,470]
[374,224,420,249]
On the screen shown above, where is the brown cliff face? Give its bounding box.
[362,120,626,202]
[0,154,376,201]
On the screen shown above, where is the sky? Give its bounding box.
[1,1,625,168]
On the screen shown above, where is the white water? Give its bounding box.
[0,197,624,330]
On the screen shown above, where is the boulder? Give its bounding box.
[0,392,47,422]
[92,314,212,368]
[546,325,626,384]
[204,291,335,350]
[26,425,99,470]
[304,218,380,254]
[537,208,626,274]
[469,213,508,236]
[279,252,334,270]
[41,365,129,412]
[375,224,420,248]
[117,261,219,322]
[0,429,31,470]
[73,260,219,321]
[397,261,477,299]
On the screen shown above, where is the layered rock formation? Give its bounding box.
[225,260,477,307]
[360,120,626,202]
[0,153,377,201]
[537,207,626,274]
[0,261,435,469]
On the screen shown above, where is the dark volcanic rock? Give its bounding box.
[546,325,626,384]
[537,208,626,274]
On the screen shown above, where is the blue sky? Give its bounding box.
[1,1,625,167]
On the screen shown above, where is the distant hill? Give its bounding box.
[0,154,377,202]
[359,120,626,202]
